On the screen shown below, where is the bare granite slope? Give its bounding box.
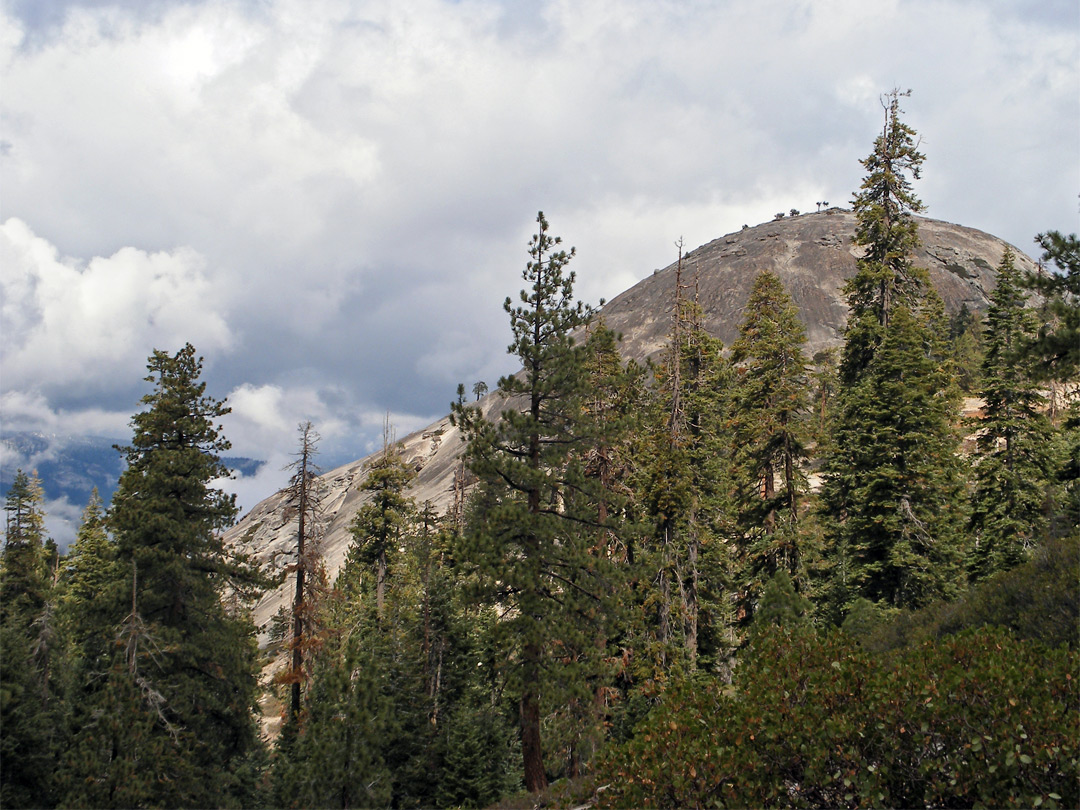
[225,210,1036,640]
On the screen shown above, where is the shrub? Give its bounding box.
[596,625,1078,808]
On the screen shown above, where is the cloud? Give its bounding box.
[0,390,130,438]
[0,218,233,399]
[0,0,1076,502]
[223,383,351,458]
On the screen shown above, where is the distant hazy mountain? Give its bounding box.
[0,431,263,548]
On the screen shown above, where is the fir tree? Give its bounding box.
[1024,230,1080,535]
[275,639,391,810]
[820,92,967,615]
[840,88,928,384]
[451,211,616,792]
[948,303,985,393]
[94,343,265,806]
[729,271,813,621]
[749,569,812,633]
[1025,230,1080,381]
[0,470,57,808]
[62,569,200,808]
[343,425,417,620]
[969,249,1057,580]
[1,470,50,629]
[637,251,734,671]
[59,490,117,665]
[824,305,967,612]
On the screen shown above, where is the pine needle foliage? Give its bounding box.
[451,211,620,793]
[96,343,264,806]
[821,92,967,616]
[968,249,1057,580]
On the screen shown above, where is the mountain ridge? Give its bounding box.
[224,210,1038,639]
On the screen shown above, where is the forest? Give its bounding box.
[2,94,1077,809]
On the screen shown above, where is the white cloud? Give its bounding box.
[216,449,293,522]
[44,495,83,551]
[0,0,1075,495]
[224,382,351,459]
[0,218,232,397]
[0,390,130,437]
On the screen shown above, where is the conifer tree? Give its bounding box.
[1025,230,1080,380]
[820,92,966,615]
[636,247,735,673]
[343,425,417,620]
[451,211,615,792]
[969,249,1056,580]
[729,271,813,620]
[274,639,392,810]
[59,489,117,667]
[948,303,985,393]
[62,567,199,808]
[840,89,928,384]
[1024,230,1080,534]
[749,569,812,633]
[281,421,326,725]
[96,343,264,806]
[1,470,50,629]
[0,470,57,808]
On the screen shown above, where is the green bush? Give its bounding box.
[596,625,1078,808]
[865,535,1079,652]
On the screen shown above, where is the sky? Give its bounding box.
[2,0,1078,537]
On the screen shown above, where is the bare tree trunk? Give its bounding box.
[685,534,699,665]
[376,552,386,619]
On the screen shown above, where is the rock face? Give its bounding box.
[225,210,1036,640]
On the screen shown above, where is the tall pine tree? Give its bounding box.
[969,249,1056,580]
[451,211,617,792]
[820,92,966,615]
[0,470,58,808]
[91,343,265,807]
[729,270,813,621]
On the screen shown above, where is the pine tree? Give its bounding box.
[61,568,200,808]
[749,569,812,633]
[840,89,928,385]
[729,271,813,621]
[59,490,117,664]
[0,470,57,808]
[281,421,326,725]
[948,303,985,393]
[275,638,392,810]
[820,92,967,615]
[451,211,615,792]
[1,470,50,629]
[832,307,966,609]
[1024,230,1080,535]
[969,249,1057,580]
[1025,230,1080,381]
[436,685,519,808]
[97,343,264,806]
[343,424,417,620]
[636,252,734,673]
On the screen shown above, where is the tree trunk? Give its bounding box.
[521,641,547,792]
[376,552,386,619]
